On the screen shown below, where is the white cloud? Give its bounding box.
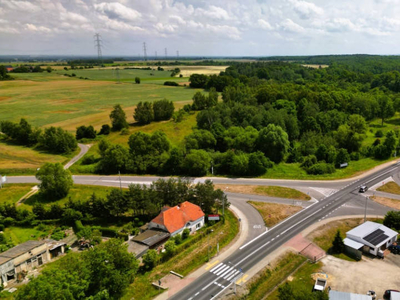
[258,19,273,30]
[95,2,141,21]
[97,15,143,32]
[0,0,41,12]
[60,11,88,23]
[290,0,323,19]
[195,5,230,20]
[205,24,241,40]
[25,23,51,33]
[280,18,304,33]
[154,22,176,33]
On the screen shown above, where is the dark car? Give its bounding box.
[388,244,400,254]
[384,290,400,299]
[359,185,368,193]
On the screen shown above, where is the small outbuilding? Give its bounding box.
[344,221,398,257]
[329,290,372,300]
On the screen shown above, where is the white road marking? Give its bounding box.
[214,265,229,276]
[239,202,318,249]
[210,263,223,273]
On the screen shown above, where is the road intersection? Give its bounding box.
[6,159,400,299]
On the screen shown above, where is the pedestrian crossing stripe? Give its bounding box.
[205,260,220,270]
[208,263,245,283]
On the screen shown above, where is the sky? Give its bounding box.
[1,0,400,56]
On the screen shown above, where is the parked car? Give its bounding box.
[388,243,400,254]
[359,185,368,193]
[384,289,400,299]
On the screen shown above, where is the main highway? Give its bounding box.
[168,161,400,300]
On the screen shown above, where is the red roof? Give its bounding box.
[151,201,204,234]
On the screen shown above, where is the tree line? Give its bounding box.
[1,119,77,154]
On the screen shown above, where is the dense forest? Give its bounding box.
[95,57,400,177]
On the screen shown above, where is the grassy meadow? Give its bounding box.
[0,183,35,204]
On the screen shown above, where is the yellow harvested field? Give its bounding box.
[141,65,228,77]
[302,64,329,69]
[0,141,66,169]
[247,201,302,227]
[372,196,400,210]
[214,184,311,200]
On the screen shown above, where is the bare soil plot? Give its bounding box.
[302,64,329,69]
[247,201,302,227]
[377,181,400,195]
[321,254,400,297]
[372,196,400,210]
[215,184,311,200]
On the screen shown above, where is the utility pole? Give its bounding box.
[155,51,157,60]
[94,33,103,67]
[115,68,121,84]
[165,48,168,60]
[143,42,147,61]
[176,50,179,59]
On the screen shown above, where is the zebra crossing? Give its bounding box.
[209,263,241,282]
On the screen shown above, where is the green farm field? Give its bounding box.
[0,71,201,129]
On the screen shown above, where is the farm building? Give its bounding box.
[128,230,170,258]
[344,221,398,257]
[0,240,65,287]
[329,290,373,300]
[5,66,13,72]
[148,201,205,236]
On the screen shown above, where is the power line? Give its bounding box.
[143,42,147,61]
[94,33,103,65]
[165,48,168,60]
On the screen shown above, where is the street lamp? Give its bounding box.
[227,261,241,294]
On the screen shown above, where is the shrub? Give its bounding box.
[306,163,335,175]
[182,228,190,240]
[350,152,360,161]
[375,130,384,137]
[135,77,140,84]
[120,128,130,135]
[82,154,97,165]
[164,81,179,86]
[174,234,182,245]
[99,124,111,135]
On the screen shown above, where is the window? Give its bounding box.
[196,223,201,229]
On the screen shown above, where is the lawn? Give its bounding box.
[377,181,400,195]
[122,209,239,300]
[245,252,307,300]
[0,184,35,204]
[0,73,202,129]
[23,185,114,208]
[247,201,302,228]
[3,226,52,245]
[0,138,70,175]
[306,218,382,261]
[267,261,324,300]
[215,185,310,200]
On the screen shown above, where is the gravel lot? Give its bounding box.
[321,254,400,299]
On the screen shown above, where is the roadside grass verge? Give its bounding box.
[122,209,239,300]
[267,260,324,300]
[261,156,397,180]
[372,196,400,210]
[245,252,307,300]
[306,218,382,262]
[377,181,400,195]
[24,185,113,208]
[0,183,35,204]
[215,185,310,200]
[247,201,302,228]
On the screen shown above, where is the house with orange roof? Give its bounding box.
[148,201,205,236]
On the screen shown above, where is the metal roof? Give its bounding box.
[329,290,372,300]
[346,221,398,247]
[0,240,46,265]
[132,230,170,247]
[343,238,364,250]
[391,292,400,300]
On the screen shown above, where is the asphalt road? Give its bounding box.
[169,161,400,300]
